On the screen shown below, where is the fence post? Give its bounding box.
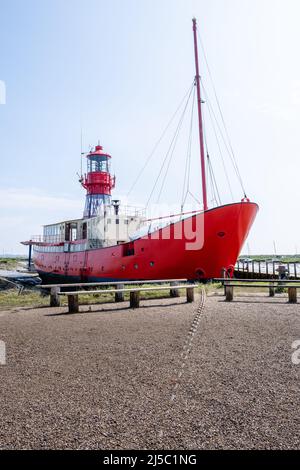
[115,283,124,302]
[50,286,61,307]
[288,287,297,304]
[68,294,79,313]
[225,285,233,302]
[269,282,275,297]
[170,281,180,298]
[130,291,140,308]
[186,287,194,303]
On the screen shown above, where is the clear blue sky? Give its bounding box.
[1,0,300,254]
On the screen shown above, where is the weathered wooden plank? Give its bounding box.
[40,279,187,289]
[58,285,194,296]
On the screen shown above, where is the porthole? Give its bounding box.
[217,231,226,238]
[134,264,138,269]
[150,261,154,267]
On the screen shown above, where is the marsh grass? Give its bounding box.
[0,282,223,310]
[0,257,26,271]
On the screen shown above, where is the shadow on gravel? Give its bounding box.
[44,301,187,316]
[219,299,291,305]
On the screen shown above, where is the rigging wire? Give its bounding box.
[146,84,195,208]
[126,81,195,198]
[203,106,215,205]
[207,154,221,206]
[197,31,247,197]
[202,82,242,197]
[202,106,221,206]
[186,190,201,206]
[201,82,234,200]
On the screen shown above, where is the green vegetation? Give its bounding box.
[0,282,222,310]
[0,289,49,309]
[0,257,27,270]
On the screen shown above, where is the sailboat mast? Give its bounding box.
[192,18,208,211]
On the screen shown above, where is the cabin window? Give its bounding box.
[87,155,110,173]
[65,223,77,241]
[82,223,87,239]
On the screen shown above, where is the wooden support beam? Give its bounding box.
[130,291,140,308]
[225,285,233,302]
[269,283,275,297]
[68,294,79,313]
[288,287,297,304]
[115,283,124,302]
[170,281,180,298]
[186,287,194,303]
[50,286,61,307]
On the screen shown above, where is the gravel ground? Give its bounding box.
[0,293,299,449]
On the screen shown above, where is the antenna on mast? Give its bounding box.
[192,17,208,211]
[80,127,83,177]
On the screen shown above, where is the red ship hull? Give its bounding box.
[33,201,258,283]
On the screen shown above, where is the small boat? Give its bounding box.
[22,19,258,283]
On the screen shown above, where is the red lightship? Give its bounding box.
[22,19,258,283]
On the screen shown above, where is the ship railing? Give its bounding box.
[30,235,64,244]
[118,205,146,218]
[88,239,104,250]
[30,235,43,242]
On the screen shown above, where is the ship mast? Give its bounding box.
[192,18,208,211]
